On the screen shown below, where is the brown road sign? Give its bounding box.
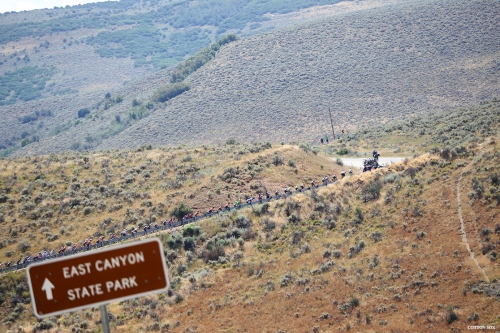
[27,238,169,318]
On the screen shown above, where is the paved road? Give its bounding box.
[335,157,406,168]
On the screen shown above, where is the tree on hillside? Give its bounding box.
[170,34,239,83]
[171,203,193,220]
[77,108,90,118]
[151,82,190,103]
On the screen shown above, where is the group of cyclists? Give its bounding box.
[202,169,358,216]
[0,235,119,267]
[0,155,379,271]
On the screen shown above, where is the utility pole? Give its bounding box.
[328,107,335,140]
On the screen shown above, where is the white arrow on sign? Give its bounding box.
[41,278,55,301]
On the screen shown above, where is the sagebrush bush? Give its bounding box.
[384,173,400,183]
[235,215,251,229]
[338,148,349,155]
[17,238,31,252]
[362,181,382,202]
[272,154,284,166]
[445,307,459,324]
[371,231,383,243]
[280,273,294,287]
[321,216,336,229]
[262,218,276,231]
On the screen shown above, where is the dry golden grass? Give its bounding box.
[0,143,341,264]
[1,139,500,333]
[153,143,499,333]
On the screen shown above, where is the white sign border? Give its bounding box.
[27,237,170,319]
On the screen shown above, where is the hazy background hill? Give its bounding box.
[0,0,403,99]
[0,0,409,157]
[98,0,499,151]
[1,0,499,157]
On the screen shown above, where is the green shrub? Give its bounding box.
[355,206,364,221]
[371,231,383,242]
[349,295,360,307]
[467,312,479,322]
[338,148,349,155]
[170,34,238,82]
[47,234,59,241]
[77,108,90,118]
[0,66,56,105]
[201,245,225,263]
[71,142,80,150]
[384,173,400,183]
[151,82,190,103]
[362,181,382,202]
[183,236,196,251]
[166,233,184,249]
[235,215,251,229]
[17,238,31,252]
[33,319,54,331]
[262,218,276,231]
[182,225,201,237]
[171,203,192,220]
[321,217,336,229]
[280,273,293,287]
[299,143,311,153]
[445,307,458,324]
[233,251,244,265]
[272,154,284,166]
[405,166,417,179]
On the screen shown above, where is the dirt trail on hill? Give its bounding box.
[456,144,489,282]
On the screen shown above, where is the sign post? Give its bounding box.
[27,238,169,323]
[100,304,111,333]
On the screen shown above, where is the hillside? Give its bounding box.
[6,0,499,157]
[101,0,498,149]
[0,0,374,90]
[0,100,499,332]
[0,0,410,157]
